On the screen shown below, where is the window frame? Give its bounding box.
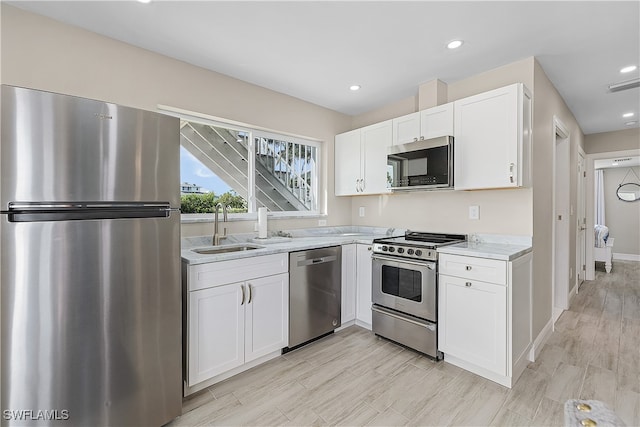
[160,105,323,220]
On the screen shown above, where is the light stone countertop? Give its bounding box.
[181,226,401,265]
[437,234,532,261]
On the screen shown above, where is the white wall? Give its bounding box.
[0,4,353,237]
[602,166,640,256]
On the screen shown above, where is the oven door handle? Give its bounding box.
[372,305,436,331]
[371,254,435,269]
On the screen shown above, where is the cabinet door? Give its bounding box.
[244,273,289,363]
[356,244,373,327]
[335,129,362,196]
[187,283,245,386]
[361,120,392,195]
[392,112,420,145]
[341,244,357,323]
[454,84,520,190]
[420,103,454,139]
[439,275,507,375]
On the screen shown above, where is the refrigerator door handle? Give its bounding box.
[5,202,173,223]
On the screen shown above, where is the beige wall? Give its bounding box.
[531,60,584,336]
[602,166,640,256]
[585,128,640,154]
[0,4,353,236]
[351,95,417,129]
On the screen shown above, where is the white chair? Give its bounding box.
[594,237,614,273]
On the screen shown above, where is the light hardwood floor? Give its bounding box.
[168,260,640,426]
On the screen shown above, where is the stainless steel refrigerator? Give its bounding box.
[1,85,182,426]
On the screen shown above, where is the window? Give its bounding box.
[179,118,320,215]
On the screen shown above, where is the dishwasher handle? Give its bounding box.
[296,255,337,267]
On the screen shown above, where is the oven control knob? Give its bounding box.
[388,247,395,253]
[407,249,414,255]
[381,245,388,251]
[415,249,423,257]
[397,247,405,254]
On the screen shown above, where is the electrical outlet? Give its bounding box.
[318,219,327,226]
[359,206,365,217]
[469,205,480,220]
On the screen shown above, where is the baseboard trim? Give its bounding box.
[354,319,372,330]
[552,307,563,324]
[569,283,578,302]
[613,253,640,262]
[529,318,554,362]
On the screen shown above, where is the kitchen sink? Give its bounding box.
[192,243,264,255]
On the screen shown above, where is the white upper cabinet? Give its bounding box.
[335,129,362,196]
[392,112,420,145]
[361,120,392,194]
[420,103,454,140]
[392,103,454,146]
[454,83,532,190]
[335,120,392,196]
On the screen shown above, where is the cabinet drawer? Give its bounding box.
[187,253,288,291]
[438,253,506,285]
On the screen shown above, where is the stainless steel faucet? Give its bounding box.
[213,203,229,245]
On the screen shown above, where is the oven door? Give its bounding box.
[372,254,436,321]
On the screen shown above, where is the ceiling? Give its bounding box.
[8,1,640,135]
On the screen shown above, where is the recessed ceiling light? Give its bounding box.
[623,112,635,118]
[625,121,638,126]
[620,65,638,74]
[349,85,361,91]
[447,40,463,49]
[137,0,152,3]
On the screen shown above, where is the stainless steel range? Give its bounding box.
[371,231,466,360]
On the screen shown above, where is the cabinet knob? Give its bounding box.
[367,246,372,251]
[465,266,472,271]
[420,136,425,140]
[247,283,253,304]
[240,285,246,305]
[509,163,515,183]
[465,282,472,287]
[413,137,418,142]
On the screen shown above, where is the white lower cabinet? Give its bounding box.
[356,244,373,328]
[188,283,245,385]
[341,243,373,328]
[341,244,357,324]
[438,251,532,388]
[184,253,288,391]
[438,275,507,375]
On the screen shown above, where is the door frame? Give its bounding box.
[585,148,640,280]
[576,146,586,291]
[552,116,570,323]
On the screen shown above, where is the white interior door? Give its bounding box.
[553,118,570,321]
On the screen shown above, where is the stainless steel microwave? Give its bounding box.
[387,136,454,191]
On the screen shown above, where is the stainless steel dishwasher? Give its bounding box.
[287,246,342,349]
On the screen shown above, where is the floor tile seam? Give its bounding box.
[330,401,381,427]
[452,386,509,426]
[376,405,408,425]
